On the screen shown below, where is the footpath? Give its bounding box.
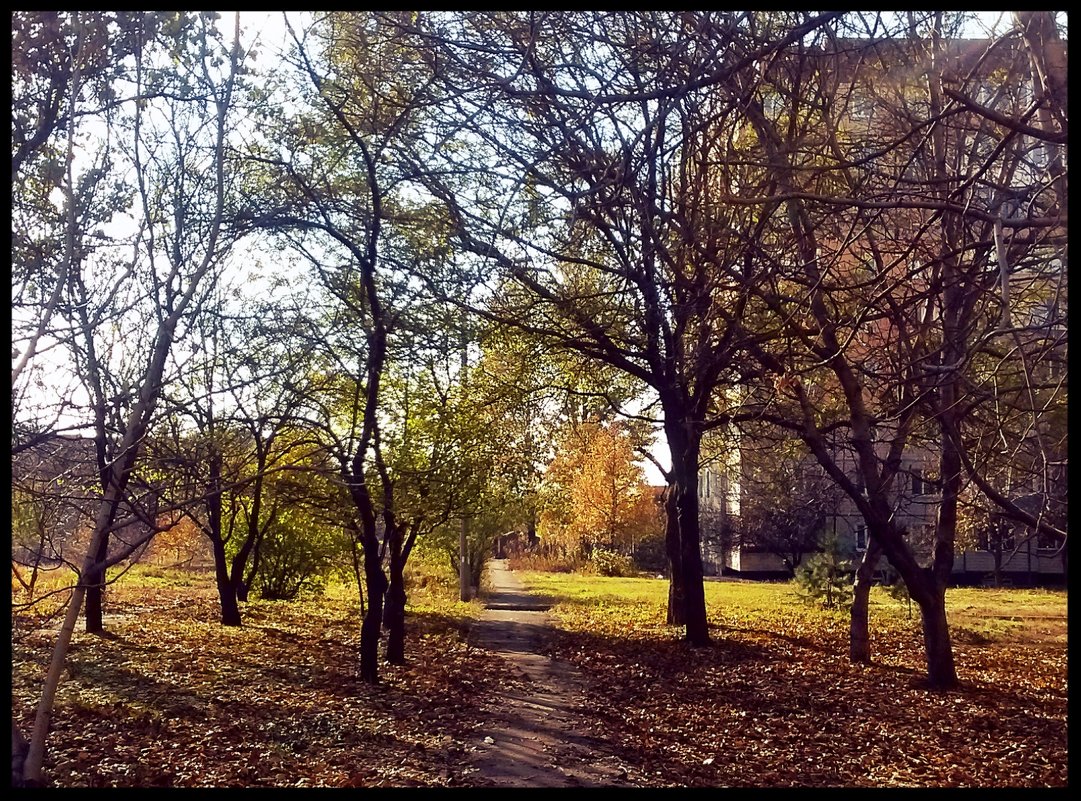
[463,559,631,787]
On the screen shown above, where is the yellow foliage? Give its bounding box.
[539,421,663,557]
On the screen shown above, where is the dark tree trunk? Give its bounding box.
[384,582,406,663]
[526,508,538,547]
[384,524,407,664]
[665,421,709,647]
[876,529,958,689]
[674,477,710,646]
[205,448,242,626]
[850,542,883,663]
[83,533,108,633]
[873,524,958,688]
[360,550,388,682]
[663,484,685,626]
[211,537,241,627]
[82,345,113,635]
[918,593,957,689]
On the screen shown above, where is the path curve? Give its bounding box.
[464,560,629,787]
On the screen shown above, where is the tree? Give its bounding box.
[731,11,1066,686]
[391,11,844,645]
[241,11,443,682]
[12,12,161,407]
[14,12,250,784]
[10,440,97,604]
[153,294,318,625]
[794,531,853,610]
[540,419,660,561]
[731,432,840,576]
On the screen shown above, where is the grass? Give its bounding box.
[12,561,1068,788]
[517,570,1067,647]
[514,569,1067,787]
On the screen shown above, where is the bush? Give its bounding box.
[253,517,342,601]
[507,550,588,574]
[631,532,668,572]
[590,548,637,577]
[793,533,852,608]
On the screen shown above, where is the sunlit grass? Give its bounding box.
[516,570,1067,646]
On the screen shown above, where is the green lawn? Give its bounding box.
[516,570,1067,646]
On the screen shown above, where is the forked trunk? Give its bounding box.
[884,542,958,690]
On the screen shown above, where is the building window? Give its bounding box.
[848,86,874,122]
[1037,529,1060,552]
[855,524,868,552]
[981,520,1016,551]
[912,469,928,496]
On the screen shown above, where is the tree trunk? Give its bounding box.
[676,481,710,646]
[850,542,883,663]
[384,525,407,665]
[663,484,685,625]
[211,538,241,627]
[12,721,35,787]
[384,579,406,664]
[83,533,109,633]
[917,593,957,689]
[665,425,709,647]
[360,553,388,682]
[875,529,959,689]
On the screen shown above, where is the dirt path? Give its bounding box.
[464,560,631,787]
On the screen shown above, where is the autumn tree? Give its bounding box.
[238,11,451,681]
[728,11,1066,686]
[387,11,848,645]
[540,420,661,562]
[152,290,320,625]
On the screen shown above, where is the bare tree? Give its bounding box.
[392,11,843,644]
[731,11,1065,686]
[15,12,249,784]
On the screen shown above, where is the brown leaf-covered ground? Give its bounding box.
[526,577,1068,788]
[11,567,1068,788]
[12,575,528,788]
